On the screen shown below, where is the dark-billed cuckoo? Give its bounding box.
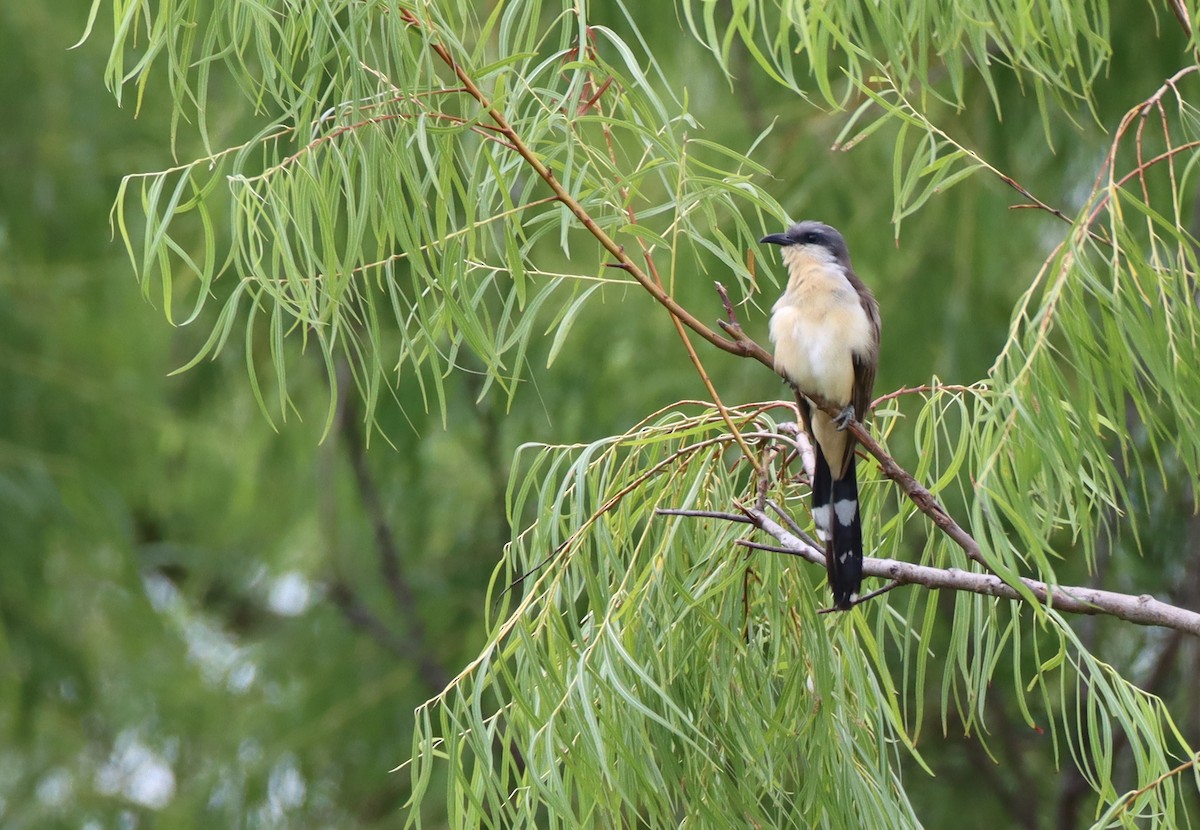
[760,220,881,609]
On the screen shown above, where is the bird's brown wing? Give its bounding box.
[850,282,881,424]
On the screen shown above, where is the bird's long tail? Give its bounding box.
[824,457,863,610]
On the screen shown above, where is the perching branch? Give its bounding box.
[656,507,1200,637]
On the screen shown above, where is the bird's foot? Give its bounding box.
[834,404,856,432]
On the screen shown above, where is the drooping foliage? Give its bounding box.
[81,0,1200,827]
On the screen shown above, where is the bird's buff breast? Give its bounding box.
[769,260,872,404]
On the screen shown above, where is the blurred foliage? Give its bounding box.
[0,0,1197,828]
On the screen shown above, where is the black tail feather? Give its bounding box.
[811,447,833,544]
[826,460,863,609]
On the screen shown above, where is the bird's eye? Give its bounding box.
[800,231,821,245]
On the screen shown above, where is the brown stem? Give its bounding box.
[870,383,978,408]
[1167,0,1192,34]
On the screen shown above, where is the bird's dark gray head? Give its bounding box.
[759,220,850,267]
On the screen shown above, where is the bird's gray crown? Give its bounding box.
[760,220,850,267]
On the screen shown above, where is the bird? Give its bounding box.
[760,220,881,610]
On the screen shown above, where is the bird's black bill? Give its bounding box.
[759,233,791,246]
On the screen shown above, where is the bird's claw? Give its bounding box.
[834,404,856,432]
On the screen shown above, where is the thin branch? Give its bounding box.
[870,383,980,408]
[846,579,903,606]
[1106,140,1200,205]
[656,507,754,524]
[663,292,765,476]
[715,281,740,327]
[996,168,1110,246]
[764,497,824,554]
[1105,753,1200,821]
[1167,0,1192,34]
[736,539,799,555]
[347,195,559,277]
[706,505,1200,636]
[1083,69,1200,230]
[765,498,809,539]
[275,111,517,176]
